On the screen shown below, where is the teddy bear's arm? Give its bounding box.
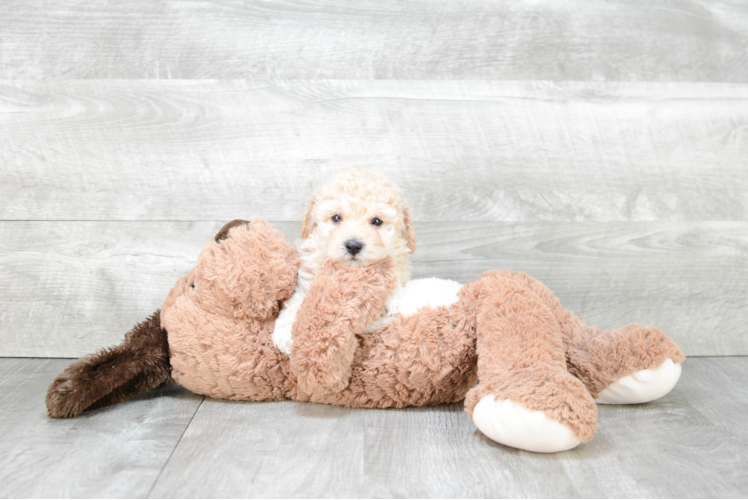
[289,258,397,396]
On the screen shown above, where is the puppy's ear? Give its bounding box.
[402,206,416,253]
[301,196,316,239]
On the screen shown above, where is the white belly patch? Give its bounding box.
[364,278,463,333]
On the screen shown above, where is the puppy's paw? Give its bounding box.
[272,319,293,355]
[595,358,682,405]
[472,397,582,453]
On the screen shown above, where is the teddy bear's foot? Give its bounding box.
[465,368,597,453]
[472,397,582,453]
[594,358,682,405]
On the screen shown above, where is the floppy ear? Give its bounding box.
[301,196,316,239]
[402,206,416,253]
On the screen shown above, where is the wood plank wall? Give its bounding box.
[1,0,746,357]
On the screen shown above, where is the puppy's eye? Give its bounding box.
[371,218,383,226]
[332,214,342,223]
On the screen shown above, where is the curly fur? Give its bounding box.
[272,168,415,355]
[299,167,415,287]
[290,258,398,396]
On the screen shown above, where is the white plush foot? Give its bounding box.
[472,397,582,453]
[594,358,682,405]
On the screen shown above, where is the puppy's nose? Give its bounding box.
[345,240,364,256]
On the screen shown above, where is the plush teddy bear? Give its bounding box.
[47,219,684,453]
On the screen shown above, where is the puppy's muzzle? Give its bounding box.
[345,239,364,256]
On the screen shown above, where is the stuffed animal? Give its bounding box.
[47,218,684,453]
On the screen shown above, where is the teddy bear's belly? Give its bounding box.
[305,295,479,409]
[165,278,478,406]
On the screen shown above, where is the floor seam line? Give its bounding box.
[145,395,205,499]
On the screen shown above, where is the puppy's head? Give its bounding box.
[300,168,416,284]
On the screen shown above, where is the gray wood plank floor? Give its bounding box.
[1,356,745,498]
[2,220,746,357]
[0,358,204,498]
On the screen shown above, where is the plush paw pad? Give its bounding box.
[594,358,682,405]
[472,397,582,453]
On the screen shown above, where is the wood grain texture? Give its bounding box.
[362,385,748,498]
[1,358,746,498]
[0,221,229,358]
[146,358,748,498]
[2,0,747,81]
[1,80,746,222]
[1,220,745,357]
[0,358,204,499]
[672,356,748,450]
[148,400,366,498]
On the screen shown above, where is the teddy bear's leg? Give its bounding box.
[46,310,171,418]
[567,324,684,405]
[462,276,597,453]
[491,271,685,404]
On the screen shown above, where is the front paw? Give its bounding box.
[595,358,682,405]
[272,318,294,355]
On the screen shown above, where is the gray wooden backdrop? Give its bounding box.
[1,0,747,357]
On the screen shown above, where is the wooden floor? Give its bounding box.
[1,356,746,498]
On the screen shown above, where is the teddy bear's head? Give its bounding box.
[163,219,299,325]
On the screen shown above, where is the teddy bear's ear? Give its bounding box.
[301,195,316,239]
[402,206,416,253]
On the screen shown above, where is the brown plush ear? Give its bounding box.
[214,219,250,243]
[301,195,316,239]
[402,206,416,253]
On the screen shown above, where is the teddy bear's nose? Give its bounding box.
[345,240,364,256]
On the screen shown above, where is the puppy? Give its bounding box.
[272,168,416,355]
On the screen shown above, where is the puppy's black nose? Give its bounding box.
[345,240,364,256]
